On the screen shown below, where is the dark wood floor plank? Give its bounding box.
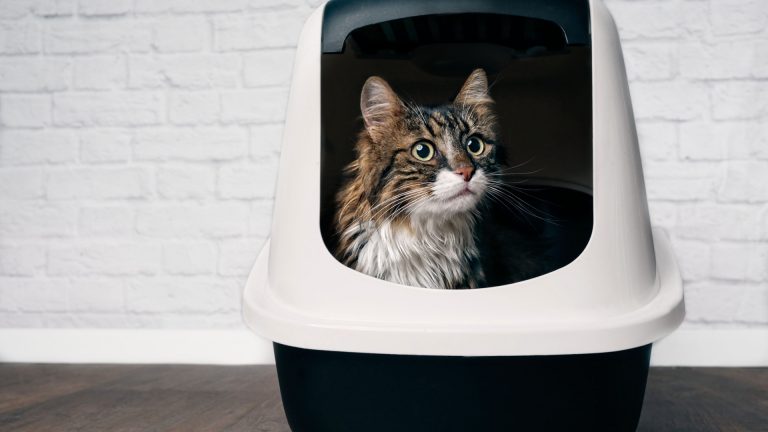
[0,364,140,415]
[0,364,765,431]
[638,367,768,432]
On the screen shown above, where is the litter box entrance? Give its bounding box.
[319,5,593,288]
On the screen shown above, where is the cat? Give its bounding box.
[334,69,500,289]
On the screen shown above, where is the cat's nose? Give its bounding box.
[454,166,474,182]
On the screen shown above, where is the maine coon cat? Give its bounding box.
[334,69,499,289]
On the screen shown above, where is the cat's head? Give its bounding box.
[357,69,499,220]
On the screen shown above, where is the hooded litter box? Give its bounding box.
[243,0,685,430]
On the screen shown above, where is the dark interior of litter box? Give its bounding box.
[319,8,593,288]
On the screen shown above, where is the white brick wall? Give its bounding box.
[0,0,765,332]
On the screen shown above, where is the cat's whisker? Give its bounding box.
[368,191,424,217]
[501,156,537,171]
[367,188,432,222]
[485,189,543,228]
[485,185,560,225]
[485,179,557,206]
[487,167,544,177]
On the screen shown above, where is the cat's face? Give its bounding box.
[358,69,499,220]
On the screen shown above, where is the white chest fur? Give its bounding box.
[350,214,479,289]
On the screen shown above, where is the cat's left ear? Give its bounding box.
[454,69,493,106]
[360,76,403,140]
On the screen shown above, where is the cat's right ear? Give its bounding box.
[360,76,402,140]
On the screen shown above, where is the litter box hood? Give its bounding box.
[242,0,684,356]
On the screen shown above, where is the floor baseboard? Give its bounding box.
[0,328,765,366]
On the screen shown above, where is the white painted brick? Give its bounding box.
[249,123,283,159]
[0,0,75,19]
[648,201,676,230]
[134,127,247,161]
[136,203,250,238]
[243,49,295,87]
[134,0,247,14]
[35,0,76,17]
[78,0,132,16]
[44,20,151,54]
[710,0,767,36]
[637,122,676,161]
[0,244,47,276]
[711,243,768,282]
[151,17,209,53]
[163,241,217,275]
[0,1,36,18]
[0,21,41,54]
[124,277,239,313]
[249,200,273,237]
[630,82,708,121]
[726,122,768,159]
[0,278,68,312]
[129,54,240,89]
[604,1,682,40]
[718,161,768,203]
[677,203,763,241]
[0,203,77,238]
[679,122,727,161]
[678,1,710,36]
[145,312,243,329]
[48,241,163,276]
[0,57,70,91]
[156,165,216,199]
[46,167,152,200]
[53,92,165,126]
[670,238,710,282]
[79,130,132,163]
[218,238,266,277]
[218,160,278,199]
[168,91,220,125]
[66,278,124,312]
[221,88,288,124]
[710,243,747,281]
[684,281,743,323]
[0,94,51,128]
[644,161,721,201]
[679,41,755,80]
[212,10,308,51]
[622,43,676,81]
[755,40,768,78]
[79,206,135,237]
[0,167,43,199]
[41,312,131,328]
[738,285,768,324]
[679,121,768,161]
[0,312,44,326]
[73,55,126,90]
[0,130,78,165]
[249,0,305,8]
[712,82,768,120]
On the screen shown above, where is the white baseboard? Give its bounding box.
[0,329,275,365]
[0,328,765,366]
[650,328,768,367]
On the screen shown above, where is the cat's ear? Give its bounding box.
[360,76,402,138]
[454,68,493,106]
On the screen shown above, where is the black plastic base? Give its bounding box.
[274,343,652,432]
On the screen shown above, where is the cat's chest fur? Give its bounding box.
[349,215,480,289]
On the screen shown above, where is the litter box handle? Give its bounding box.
[322,0,591,53]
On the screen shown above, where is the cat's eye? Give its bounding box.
[466,136,485,156]
[411,141,435,161]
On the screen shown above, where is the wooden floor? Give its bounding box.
[0,365,765,431]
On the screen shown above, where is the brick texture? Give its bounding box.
[0,0,765,330]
